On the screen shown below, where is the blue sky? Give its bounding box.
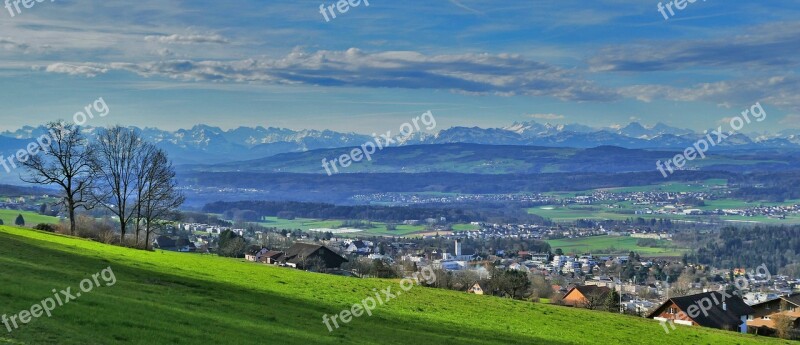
[0,0,798,134]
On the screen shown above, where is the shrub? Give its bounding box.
[33,223,56,232]
[64,215,118,243]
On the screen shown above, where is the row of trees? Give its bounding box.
[21,122,184,249]
[677,225,800,275]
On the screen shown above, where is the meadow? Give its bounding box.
[546,235,687,257]
[527,202,800,224]
[254,216,483,236]
[0,226,789,345]
[256,216,428,236]
[0,209,59,227]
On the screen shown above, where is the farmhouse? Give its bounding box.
[747,293,800,336]
[245,247,269,262]
[467,282,488,295]
[275,243,348,270]
[153,236,176,251]
[648,291,754,333]
[259,250,285,265]
[562,285,612,309]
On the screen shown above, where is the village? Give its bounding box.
[152,219,800,340]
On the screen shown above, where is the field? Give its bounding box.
[528,203,800,224]
[528,205,633,221]
[0,209,59,226]
[0,226,789,345]
[530,179,800,224]
[256,216,428,236]
[541,180,728,199]
[255,216,483,237]
[546,236,687,257]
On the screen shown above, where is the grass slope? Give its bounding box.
[0,209,58,226]
[0,226,790,345]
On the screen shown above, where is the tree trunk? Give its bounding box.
[68,200,76,235]
[120,222,126,245]
[144,220,151,250]
[69,210,76,235]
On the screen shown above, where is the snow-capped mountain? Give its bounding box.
[2,120,799,164]
[613,122,693,139]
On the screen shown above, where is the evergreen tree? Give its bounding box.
[605,291,621,312]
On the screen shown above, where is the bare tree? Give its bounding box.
[92,126,142,243]
[140,149,184,249]
[581,291,606,310]
[21,122,95,235]
[133,143,157,244]
[452,270,479,291]
[669,271,694,297]
[773,300,796,340]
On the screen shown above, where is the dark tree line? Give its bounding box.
[203,200,545,224]
[679,225,800,274]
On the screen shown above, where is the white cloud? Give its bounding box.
[528,113,565,120]
[144,34,230,45]
[41,48,619,102]
[0,38,29,51]
[779,114,800,127]
[42,63,108,77]
[718,117,736,126]
[620,76,800,112]
[590,22,800,72]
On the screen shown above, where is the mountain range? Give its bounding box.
[1,121,799,165]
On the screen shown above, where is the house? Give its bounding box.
[623,299,657,315]
[468,282,488,295]
[178,241,196,252]
[747,293,800,336]
[260,250,285,265]
[277,243,348,270]
[585,276,615,289]
[552,285,568,295]
[563,285,612,309]
[153,236,177,251]
[530,253,549,263]
[648,291,755,333]
[346,240,371,255]
[245,247,270,262]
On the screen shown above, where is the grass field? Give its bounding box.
[541,179,728,198]
[0,226,789,345]
[0,209,59,226]
[528,201,800,224]
[528,205,633,221]
[546,236,687,257]
[256,217,483,236]
[451,223,480,231]
[256,217,428,236]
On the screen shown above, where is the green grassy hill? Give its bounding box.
[0,210,59,227]
[0,226,791,344]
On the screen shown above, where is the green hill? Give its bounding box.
[0,210,59,226]
[0,226,791,344]
[181,144,799,175]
